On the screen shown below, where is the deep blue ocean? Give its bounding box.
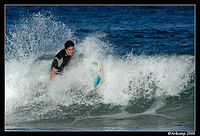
[5,5,195,131]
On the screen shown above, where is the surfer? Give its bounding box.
[50,40,75,81]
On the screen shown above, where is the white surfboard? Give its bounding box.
[83,59,103,91]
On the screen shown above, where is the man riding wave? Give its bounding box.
[50,40,75,80]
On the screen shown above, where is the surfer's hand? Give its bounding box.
[50,67,58,81]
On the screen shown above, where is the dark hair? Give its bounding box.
[65,40,74,49]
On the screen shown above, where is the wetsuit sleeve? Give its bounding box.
[51,59,59,69]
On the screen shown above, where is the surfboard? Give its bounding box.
[83,59,103,91]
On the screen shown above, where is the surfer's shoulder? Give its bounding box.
[55,49,66,59]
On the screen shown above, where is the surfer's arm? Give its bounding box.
[50,67,58,81]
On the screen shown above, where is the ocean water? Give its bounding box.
[5,5,195,131]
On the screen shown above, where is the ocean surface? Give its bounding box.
[5,5,195,131]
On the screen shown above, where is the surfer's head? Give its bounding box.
[65,40,74,56]
[65,40,74,49]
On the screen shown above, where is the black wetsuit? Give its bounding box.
[51,49,72,74]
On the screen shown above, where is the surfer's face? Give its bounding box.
[65,46,74,56]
